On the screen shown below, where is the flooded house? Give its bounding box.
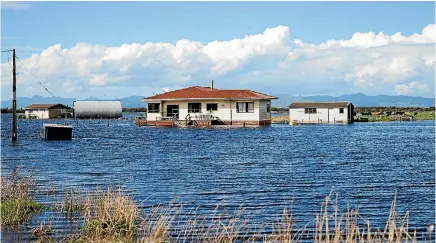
[139,84,277,127]
[24,103,70,119]
[289,101,354,124]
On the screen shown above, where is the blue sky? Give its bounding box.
[1,1,435,99]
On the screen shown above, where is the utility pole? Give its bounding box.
[12,49,17,141]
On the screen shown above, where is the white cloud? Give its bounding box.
[1,24,435,99]
[1,2,31,10]
[394,81,430,95]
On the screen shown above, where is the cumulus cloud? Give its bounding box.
[1,2,31,10]
[1,24,435,99]
[394,81,430,95]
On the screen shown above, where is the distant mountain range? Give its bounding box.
[1,93,434,108]
[1,95,145,109]
[272,93,435,108]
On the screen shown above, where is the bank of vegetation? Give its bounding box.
[1,169,433,243]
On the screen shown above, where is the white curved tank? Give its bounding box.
[73,101,122,119]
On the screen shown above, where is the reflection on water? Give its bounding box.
[1,114,434,241]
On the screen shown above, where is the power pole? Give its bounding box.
[12,49,17,141]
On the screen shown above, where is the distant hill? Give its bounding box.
[1,95,146,109]
[1,93,434,109]
[272,93,435,108]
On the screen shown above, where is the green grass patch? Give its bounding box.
[414,111,435,120]
[1,198,43,226]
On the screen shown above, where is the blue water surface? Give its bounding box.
[1,114,434,240]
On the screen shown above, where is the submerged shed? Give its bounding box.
[73,101,122,119]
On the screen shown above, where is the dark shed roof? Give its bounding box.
[24,104,70,110]
[289,102,351,108]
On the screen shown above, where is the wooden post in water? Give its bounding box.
[12,49,17,142]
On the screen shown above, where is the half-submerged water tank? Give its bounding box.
[73,101,122,119]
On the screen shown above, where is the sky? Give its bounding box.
[1,1,435,100]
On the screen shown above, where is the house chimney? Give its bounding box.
[211,80,214,90]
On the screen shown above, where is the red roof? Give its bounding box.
[144,86,277,100]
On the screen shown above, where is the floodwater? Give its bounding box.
[1,114,435,241]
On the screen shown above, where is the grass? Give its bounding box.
[272,115,290,123]
[76,188,139,242]
[33,218,55,243]
[1,170,433,242]
[0,168,43,226]
[56,188,85,218]
[414,111,435,120]
[132,193,425,243]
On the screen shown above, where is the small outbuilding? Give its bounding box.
[24,104,70,119]
[289,101,354,124]
[73,101,122,119]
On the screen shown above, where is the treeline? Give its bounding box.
[271,107,288,112]
[1,108,75,114]
[1,108,25,113]
[354,106,435,113]
[122,108,147,112]
[2,106,433,114]
[271,106,435,113]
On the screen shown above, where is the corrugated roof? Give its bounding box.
[24,104,70,110]
[144,86,277,100]
[289,102,351,108]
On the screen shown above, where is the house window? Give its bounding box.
[206,103,218,111]
[148,103,160,113]
[188,103,201,113]
[267,104,271,113]
[305,108,317,114]
[237,102,254,113]
[339,108,344,114]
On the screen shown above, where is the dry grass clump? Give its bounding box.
[1,170,431,243]
[265,193,422,243]
[1,168,43,226]
[138,204,259,243]
[78,188,139,242]
[54,188,86,218]
[33,218,55,243]
[134,193,426,243]
[272,116,290,123]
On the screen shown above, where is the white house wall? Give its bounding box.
[25,109,49,119]
[289,107,349,124]
[146,100,271,122]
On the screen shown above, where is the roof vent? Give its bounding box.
[211,80,214,90]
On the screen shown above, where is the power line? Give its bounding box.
[15,55,60,103]
[14,51,99,139]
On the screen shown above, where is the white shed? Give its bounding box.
[24,104,70,119]
[289,101,354,124]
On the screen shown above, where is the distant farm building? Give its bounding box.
[289,102,354,124]
[141,85,277,127]
[24,104,70,119]
[73,101,122,119]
